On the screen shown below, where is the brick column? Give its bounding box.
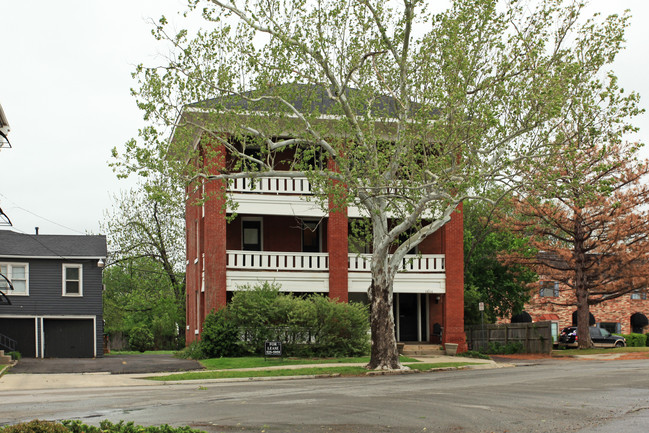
[185,183,200,345]
[328,208,349,302]
[203,144,228,315]
[327,158,348,302]
[442,203,467,352]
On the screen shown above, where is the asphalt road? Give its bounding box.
[2,358,649,432]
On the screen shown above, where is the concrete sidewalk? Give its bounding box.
[0,355,507,391]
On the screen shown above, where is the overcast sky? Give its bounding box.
[1,0,648,236]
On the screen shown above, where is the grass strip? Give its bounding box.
[553,347,649,356]
[199,355,419,370]
[147,366,368,380]
[147,361,482,381]
[405,362,482,370]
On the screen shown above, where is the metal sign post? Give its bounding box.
[479,302,485,351]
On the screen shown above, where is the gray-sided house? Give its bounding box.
[0,230,107,358]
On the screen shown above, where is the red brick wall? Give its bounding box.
[185,183,200,344]
[515,285,649,334]
[419,230,443,254]
[264,215,304,252]
[328,208,348,302]
[442,204,467,351]
[226,217,241,250]
[203,145,228,314]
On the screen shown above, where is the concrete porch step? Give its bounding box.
[400,343,446,356]
[0,349,12,364]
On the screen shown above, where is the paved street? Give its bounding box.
[1,358,649,432]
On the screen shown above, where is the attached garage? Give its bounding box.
[0,317,37,357]
[43,318,95,358]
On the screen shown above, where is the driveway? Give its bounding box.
[9,354,204,374]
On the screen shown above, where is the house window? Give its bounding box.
[242,218,262,251]
[0,263,29,295]
[599,322,621,334]
[540,281,560,297]
[631,290,647,300]
[62,264,83,296]
[302,220,321,253]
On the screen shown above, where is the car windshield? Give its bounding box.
[600,328,611,337]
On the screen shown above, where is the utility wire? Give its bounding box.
[0,193,85,234]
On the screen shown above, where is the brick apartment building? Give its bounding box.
[509,282,649,337]
[181,91,466,350]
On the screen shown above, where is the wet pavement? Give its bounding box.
[8,354,204,374]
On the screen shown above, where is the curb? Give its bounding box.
[148,361,513,384]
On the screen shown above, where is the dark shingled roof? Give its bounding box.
[190,83,426,118]
[0,230,107,258]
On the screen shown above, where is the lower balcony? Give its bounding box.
[225,250,446,294]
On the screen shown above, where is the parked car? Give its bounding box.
[559,326,626,348]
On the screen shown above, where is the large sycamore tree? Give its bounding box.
[115,0,631,368]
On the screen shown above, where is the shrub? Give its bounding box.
[128,325,154,352]
[618,333,647,347]
[0,420,69,433]
[174,341,205,360]
[7,351,21,360]
[457,350,490,360]
[480,341,524,355]
[62,420,203,433]
[200,309,241,358]
[308,294,370,357]
[226,283,370,357]
[0,420,204,433]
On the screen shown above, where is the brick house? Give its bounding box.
[507,281,649,337]
[182,90,466,350]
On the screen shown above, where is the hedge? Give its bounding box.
[197,282,370,358]
[617,333,647,347]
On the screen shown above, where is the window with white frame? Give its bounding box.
[631,289,647,300]
[540,281,560,297]
[0,263,29,295]
[62,264,83,296]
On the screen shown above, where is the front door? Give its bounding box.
[395,293,428,342]
[302,220,321,252]
[398,293,419,341]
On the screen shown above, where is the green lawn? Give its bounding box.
[148,366,369,380]
[406,362,482,370]
[146,360,482,381]
[553,346,649,356]
[199,355,419,370]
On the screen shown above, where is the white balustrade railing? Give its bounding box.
[228,177,313,195]
[226,250,444,273]
[227,251,328,271]
[348,254,445,272]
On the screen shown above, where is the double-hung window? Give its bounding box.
[540,281,560,297]
[0,263,29,295]
[63,264,83,296]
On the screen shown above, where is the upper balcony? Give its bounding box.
[228,176,325,217]
[225,250,446,294]
[227,176,368,218]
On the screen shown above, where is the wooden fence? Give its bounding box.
[465,321,553,354]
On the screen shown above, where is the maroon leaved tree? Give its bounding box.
[504,137,649,348]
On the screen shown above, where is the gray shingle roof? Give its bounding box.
[0,230,107,258]
[190,83,426,118]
